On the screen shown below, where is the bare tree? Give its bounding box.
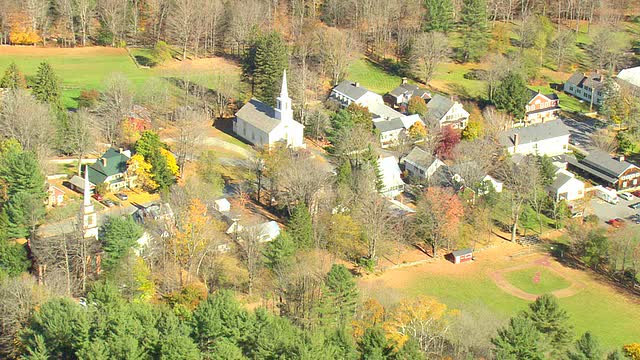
[411,31,450,84]
[482,106,512,138]
[497,156,540,242]
[548,29,577,71]
[0,89,53,160]
[353,191,396,262]
[591,128,618,153]
[236,225,263,296]
[212,75,236,120]
[587,28,628,72]
[96,72,134,145]
[317,27,357,86]
[67,109,95,175]
[76,0,95,46]
[278,151,329,215]
[97,0,128,46]
[168,0,198,60]
[56,0,77,45]
[172,108,207,175]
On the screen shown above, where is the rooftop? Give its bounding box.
[617,66,640,88]
[403,147,440,169]
[388,83,430,99]
[581,150,638,178]
[425,94,455,124]
[498,120,570,148]
[87,148,131,185]
[235,99,282,133]
[373,117,405,133]
[332,80,371,101]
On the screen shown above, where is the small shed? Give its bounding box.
[449,248,473,264]
[213,198,231,212]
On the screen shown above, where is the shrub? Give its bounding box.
[77,89,100,109]
[464,69,487,80]
[152,41,173,64]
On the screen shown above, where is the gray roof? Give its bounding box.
[549,172,574,192]
[527,89,559,101]
[388,83,430,98]
[236,99,281,133]
[452,248,472,257]
[581,150,637,178]
[333,80,370,101]
[425,94,454,124]
[566,72,605,89]
[566,155,618,184]
[499,120,570,148]
[403,147,437,168]
[373,118,405,133]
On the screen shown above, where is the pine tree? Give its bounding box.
[567,332,603,360]
[522,294,574,356]
[288,204,313,248]
[32,62,63,107]
[100,216,144,270]
[492,317,544,360]
[460,0,489,62]
[149,150,176,191]
[324,264,359,324]
[424,0,454,32]
[0,62,27,89]
[493,72,529,119]
[263,232,297,272]
[359,326,393,360]
[243,31,289,106]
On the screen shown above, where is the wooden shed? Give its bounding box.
[449,248,473,264]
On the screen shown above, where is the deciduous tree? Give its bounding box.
[414,187,464,257]
[410,31,449,83]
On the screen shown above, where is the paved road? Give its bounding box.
[588,196,640,227]
[561,117,606,153]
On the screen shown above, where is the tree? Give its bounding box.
[167,0,198,61]
[498,156,540,242]
[128,154,158,191]
[408,96,428,117]
[581,230,609,270]
[587,29,628,73]
[492,317,544,360]
[493,72,529,119]
[434,126,460,160]
[173,108,206,175]
[32,62,62,108]
[243,31,289,106]
[567,332,603,360]
[0,62,27,89]
[100,216,144,271]
[346,103,372,128]
[196,150,224,196]
[461,118,482,140]
[288,203,313,248]
[150,150,177,191]
[522,294,573,356]
[359,326,393,360]
[263,232,296,273]
[423,0,454,32]
[410,32,449,83]
[323,264,358,325]
[459,0,489,62]
[414,187,464,257]
[0,239,29,276]
[623,343,640,359]
[67,109,94,175]
[549,30,577,71]
[97,73,134,145]
[317,27,356,86]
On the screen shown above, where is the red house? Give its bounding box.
[449,248,473,264]
[524,90,560,124]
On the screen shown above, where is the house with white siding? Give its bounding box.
[498,120,570,157]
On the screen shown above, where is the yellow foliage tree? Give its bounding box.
[408,122,427,140]
[160,148,180,178]
[624,343,640,360]
[352,298,386,338]
[128,154,158,191]
[8,13,41,45]
[133,257,155,302]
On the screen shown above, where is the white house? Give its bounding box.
[481,175,503,194]
[548,169,585,202]
[377,156,405,198]
[564,72,607,106]
[330,80,384,108]
[234,71,305,148]
[617,66,640,91]
[498,120,570,157]
[424,94,469,129]
[401,147,445,181]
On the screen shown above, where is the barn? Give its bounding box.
[449,249,473,264]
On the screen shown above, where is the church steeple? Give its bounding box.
[82,165,98,239]
[274,70,293,123]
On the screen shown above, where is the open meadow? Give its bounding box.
[0,46,240,108]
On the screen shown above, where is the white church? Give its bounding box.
[233,70,305,148]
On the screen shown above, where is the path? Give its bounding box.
[489,256,585,301]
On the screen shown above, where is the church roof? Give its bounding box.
[236,99,283,133]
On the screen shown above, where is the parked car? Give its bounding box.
[630,202,640,210]
[92,193,104,201]
[115,193,128,201]
[102,199,116,207]
[619,192,633,201]
[606,218,626,228]
[632,190,640,197]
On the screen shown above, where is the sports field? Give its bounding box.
[0,46,240,108]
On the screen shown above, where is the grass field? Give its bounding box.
[345,58,403,95]
[504,266,572,295]
[361,249,640,351]
[0,47,240,108]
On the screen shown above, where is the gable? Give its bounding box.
[529,93,552,105]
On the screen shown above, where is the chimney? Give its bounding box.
[513,133,520,151]
[354,82,360,88]
[619,155,625,162]
[101,158,107,167]
[118,147,123,153]
[401,77,408,85]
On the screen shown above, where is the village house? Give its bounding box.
[547,169,585,202]
[46,183,65,207]
[69,147,137,193]
[567,150,640,190]
[616,66,640,93]
[498,120,570,157]
[563,72,607,107]
[401,147,445,181]
[233,71,305,148]
[523,89,560,124]
[329,80,384,108]
[373,113,424,148]
[377,156,406,198]
[384,78,431,112]
[423,94,469,129]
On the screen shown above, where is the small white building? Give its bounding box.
[424,94,469,129]
[234,71,305,148]
[482,175,503,194]
[548,169,585,202]
[564,72,607,106]
[377,156,405,198]
[498,120,570,157]
[401,147,445,181]
[213,198,231,212]
[330,80,384,108]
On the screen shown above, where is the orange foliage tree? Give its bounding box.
[624,343,640,360]
[414,187,464,257]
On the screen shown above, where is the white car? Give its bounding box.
[619,192,633,201]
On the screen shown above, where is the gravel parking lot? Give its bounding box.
[589,196,640,226]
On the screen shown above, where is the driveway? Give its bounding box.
[561,117,605,153]
[588,196,640,227]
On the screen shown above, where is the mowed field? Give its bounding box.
[359,242,640,351]
[0,46,240,108]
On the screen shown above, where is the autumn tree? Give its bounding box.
[410,31,449,83]
[414,187,464,257]
[97,73,134,145]
[434,126,460,160]
[623,343,640,360]
[408,96,428,116]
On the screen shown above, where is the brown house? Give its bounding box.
[524,90,560,124]
[567,150,640,190]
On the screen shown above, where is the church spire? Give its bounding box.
[82,165,98,239]
[274,69,293,122]
[83,165,91,207]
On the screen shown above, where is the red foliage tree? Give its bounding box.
[434,126,461,160]
[414,187,464,257]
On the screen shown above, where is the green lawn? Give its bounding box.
[0,47,240,108]
[504,267,571,295]
[394,265,640,350]
[345,58,403,95]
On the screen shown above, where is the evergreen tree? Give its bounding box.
[460,0,489,62]
[424,0,454,32]
[243,31,289,106]
[567,332,603,360]
[100,216,144,270]
[0,62,27,89]
[263,231,297,272]
[0,237,29,276]
[32,62,62,106]
[323,326,359,360]
[359,326,393,360]
[492,317,544,360]
[394,338,425,359]
[149,150,176,191]
[336,160,353,187]
[324,264,359,324]
[288,203,313,248]
[493,72,530,119]
[522,294,573,356]
[135,131,165,159]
